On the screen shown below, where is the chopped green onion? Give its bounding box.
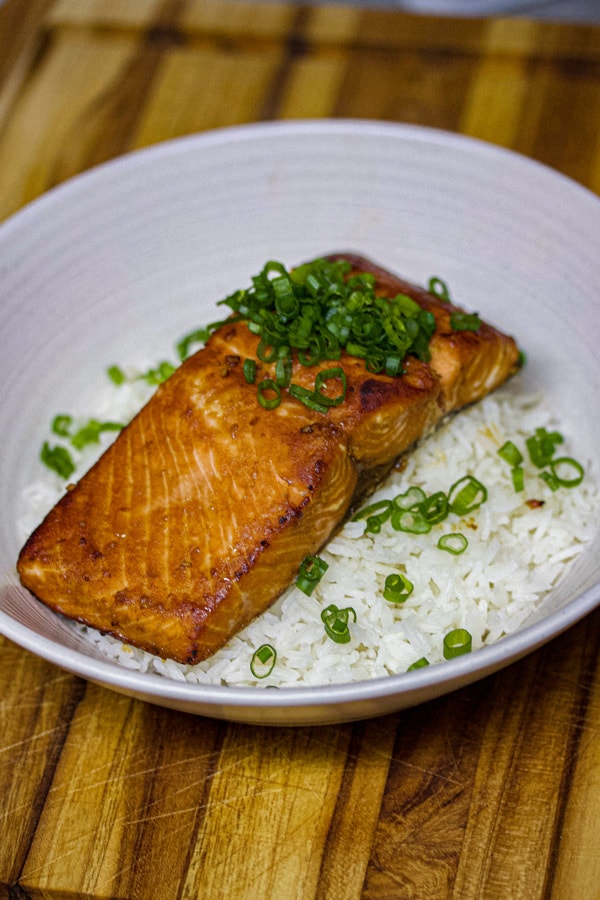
[107,365,126,386]
[177,319,236,361]
[142,361,176,385]
[215,258,438,411]
[352,499,393,522]
[70,419,123,451]
[448,475,487,516]
[257,339,278,363]
[51,414,73,437]
[443,628,472,659]
[243,358,257,384]
[498,440,523,468]
[540,470,560,491]
[526,427,563,468]
[407,657,430,671]
[428,277,451,302]
[450,312,481,332]
[41,442,75,479]
[257,379,281,410]
[383,572,414,603]
[314,367,347,407]
[392,486,427,511]
[437,532,468,555]
[275,357,292,388]
[250,644,277,679]
[296,555,328,596]
[512,466,525,492]
[288,384,329,415]
[321,604,356,644]
[390,508,432,534]
[549,456,584,488]
[420,491,449,525]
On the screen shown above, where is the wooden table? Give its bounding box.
[2,2,600,897]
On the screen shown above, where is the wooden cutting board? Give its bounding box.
[2,2,600,897]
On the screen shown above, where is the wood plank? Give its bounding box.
[19,685,226,898]
[0,29,142,221]
[181,724,354,899]
[0,638,85,886]
[132,43,285,148]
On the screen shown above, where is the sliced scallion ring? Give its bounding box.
[383,572,414,604]
[407,657,430,671]
[296,555,328,596]
[390,508,431,534]
[437,532,468,555]
[392,486,427,511]
[548,456,584,488]
[243,358,257,384]
[448,475,487,516]
[257,379,281,410]
[250,644,277,679]
[443,628,472,659]
[314,367,347,407]
[321,604,356,644]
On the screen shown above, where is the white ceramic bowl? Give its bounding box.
[1,120,599,725]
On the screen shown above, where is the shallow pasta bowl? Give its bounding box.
[1,120,599,725]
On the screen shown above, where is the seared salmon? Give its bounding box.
[17,255,520,663]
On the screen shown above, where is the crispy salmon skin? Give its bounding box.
[17,255,520,663]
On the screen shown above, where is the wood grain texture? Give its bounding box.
[2,1,600,897]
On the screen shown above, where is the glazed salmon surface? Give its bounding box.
[17,255,520,663]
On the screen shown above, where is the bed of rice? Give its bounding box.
[18,374,599,688]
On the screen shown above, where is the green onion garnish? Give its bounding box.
[390,508,432,534]
[383,572,414,603]
[216,258,437,411]
[70,419,123,451]
[142,361,176,385]
[512,466,525,492]
[428,277,451,302]
[41,442,75,479]
[288,383,329,415]
[548,457,584,488]
[437,532,468,555]
[407,657,430,671]
[526,427,563,468]
[51,414,73,437]
[243,358,257,384]
[321,604,356,644]
[296,555,328,596]
[540,470,560,491]
[450,312,481,332]
[351,499,393,522]
[392,486,427,511]
[275,357,292,388]
[314,367,347,407]
[498,440,523,468]
[443,628,472,659]
[257,379,281,410]
[448,475,487,516]
[250,644,277,679]
[420,491,448,525]
[177,319,238,361]
[107,364,126,386]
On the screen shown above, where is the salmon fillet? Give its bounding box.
[17,255,520,663]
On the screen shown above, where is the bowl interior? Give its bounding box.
[1,121,599,724]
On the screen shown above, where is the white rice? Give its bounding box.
[18,374,599,688]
